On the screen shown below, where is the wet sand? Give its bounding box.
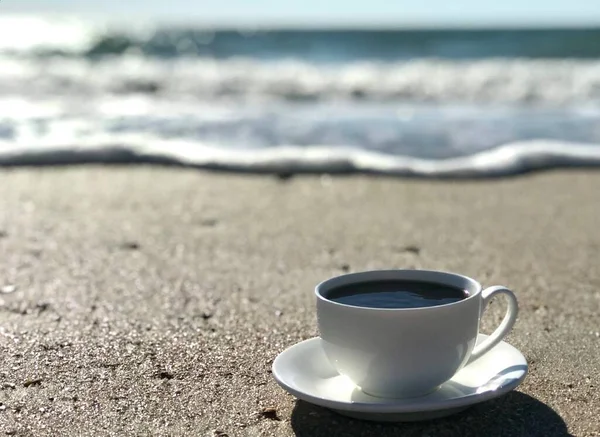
[0,167,598,436]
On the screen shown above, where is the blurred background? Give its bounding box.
[1,0,600,176]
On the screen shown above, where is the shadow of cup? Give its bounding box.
[291,391,572,437]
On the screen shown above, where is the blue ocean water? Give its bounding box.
[1,15,600,176]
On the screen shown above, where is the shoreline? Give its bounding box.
[0,166,598,436]
[2,139,600,179]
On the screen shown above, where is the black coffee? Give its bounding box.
[327,280,468,309]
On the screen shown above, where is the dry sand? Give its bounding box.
[0,167,598,436]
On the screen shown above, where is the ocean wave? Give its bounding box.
[2,55,600,103]
[3,15,600,104]
[2,15,600,177]
[0,16,99,53]
[2,140,600,177]
[4,15,600,60]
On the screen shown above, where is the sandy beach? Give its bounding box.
[0,167,598,436]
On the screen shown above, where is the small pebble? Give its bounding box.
[260,407,280,421]
[157,371,174,380]
[0,285,17,294]
[120,241,140,250]
[400,245,421,255]
[23,378,42,388]
[36,302,51,313]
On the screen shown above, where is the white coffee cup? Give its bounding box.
[316,269,518,399]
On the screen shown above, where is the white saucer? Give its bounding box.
[272,334,527,422]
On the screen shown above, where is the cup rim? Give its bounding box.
[315,269,482,312]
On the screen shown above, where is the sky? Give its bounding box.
[2,0,600,27]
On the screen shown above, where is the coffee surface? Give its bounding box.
[327,280,468,309]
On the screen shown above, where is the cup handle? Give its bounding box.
[468,286,518,363]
